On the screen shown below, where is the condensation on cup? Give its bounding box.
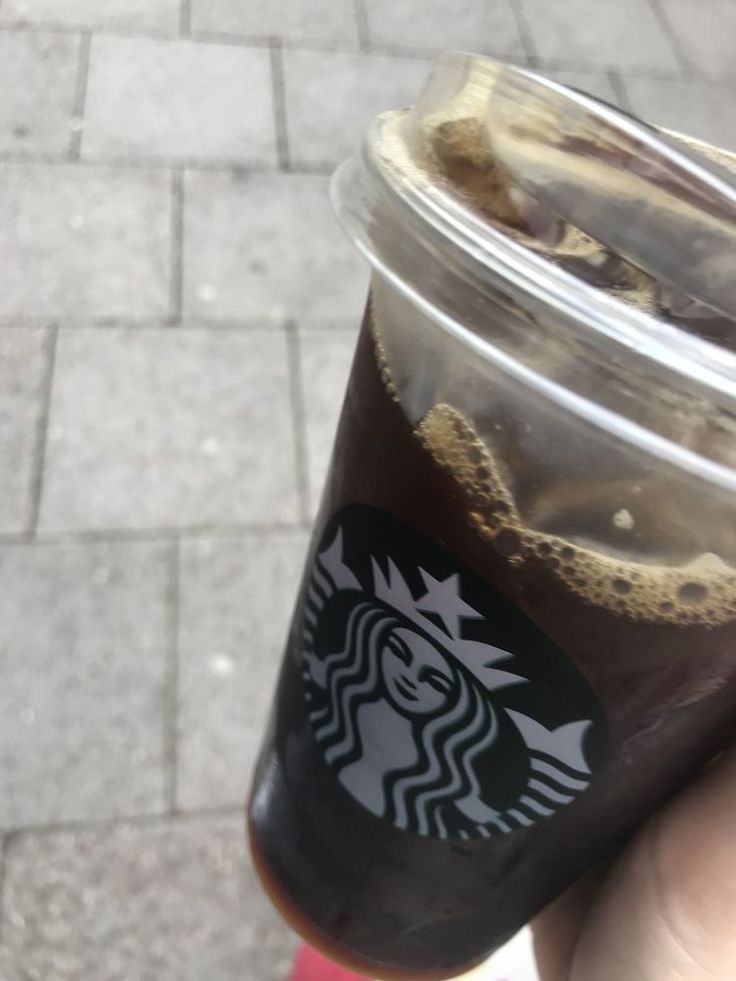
[249,54,736,980]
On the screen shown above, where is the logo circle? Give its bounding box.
[302,506,606,840]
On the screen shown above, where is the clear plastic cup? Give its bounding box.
[249,54,736,980]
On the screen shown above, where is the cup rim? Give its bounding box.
[331,54,736,492]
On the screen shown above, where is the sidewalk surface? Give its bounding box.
[0,1,733,978]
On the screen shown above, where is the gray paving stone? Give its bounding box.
[657,0,736,76]
[363,0,524,54]
[0,541,168,831]
[622,76,736,152]
[0,32,80,156]
[284,49,431,169]
[0,0,179,30]
[0,164,171,320]
[0,947,22,981]
[0,328,49,534]
[191,0,358,45]
[83,37,276,165]
[521,0,680,71]
[184,172,368,323]
[177,530,308,810]
[538,69,620,106]
[1,816,297,981]
[300,330,356,516]
[40,329,298,532]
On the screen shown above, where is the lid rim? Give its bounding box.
[382,137,736,406]
[363,107,736,411]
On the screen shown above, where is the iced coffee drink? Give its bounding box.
[249,55,736,980]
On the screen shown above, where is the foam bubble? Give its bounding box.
[494,528,522,557]
[678,581,709,605]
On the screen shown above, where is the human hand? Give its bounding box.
[533,745,736,980]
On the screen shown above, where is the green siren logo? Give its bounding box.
[302,506,607,840]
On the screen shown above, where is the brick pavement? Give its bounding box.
[0,1,732,977]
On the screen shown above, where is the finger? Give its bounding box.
[570,743,736,981]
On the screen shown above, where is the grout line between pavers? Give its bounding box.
[0,20,734,81]
[178,29,271,49]
[352,0,371,51]
[0,20,500,58]
[0,23,543,68]
[285,321,312,524]
[508,0,539,67]
[0,520,310,549]
[0,315,356,331]
[370,41,529,64]
[646,0,691,74]
[68,32,91,160]
[0,316,354,331]
[367,43,437,61]
[179,0,192,36]
[164,539,181,813]
[269,38,291,171]
[2,803,248,840]
[0,149,326,174]
[608,71,634,113]
[26,326,58,538]
[0,20,178,39]
[169,170,185,325]
[0,24,726,80]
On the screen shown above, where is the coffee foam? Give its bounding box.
[371,305,400,404]
[416,402,736,627]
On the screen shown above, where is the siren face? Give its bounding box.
[382,629,455,715]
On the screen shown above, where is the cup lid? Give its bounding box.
[331,53,736,490]
[415,55,736,320]
[336,54,736,390]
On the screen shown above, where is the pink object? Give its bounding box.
[289,943,369,981]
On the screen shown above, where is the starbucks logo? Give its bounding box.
[302,506,606,840]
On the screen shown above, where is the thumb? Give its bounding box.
[570,744,736,981]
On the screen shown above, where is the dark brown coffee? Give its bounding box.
[248,302,736,980]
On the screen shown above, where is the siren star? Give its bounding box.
[416,569,483,637]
